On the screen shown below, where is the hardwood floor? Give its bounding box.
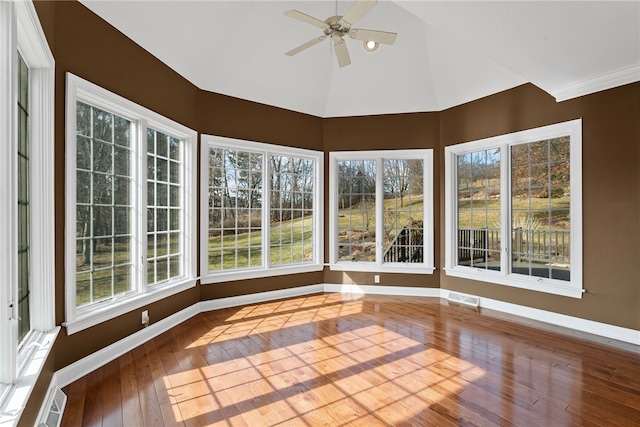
[61,293,640,426]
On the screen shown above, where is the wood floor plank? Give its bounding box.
[61,294,640,427]
[61,376,87,427]
[100,359,123,427]
[80,365,104,426]
[131,345,165,426]
[118,352,144,427]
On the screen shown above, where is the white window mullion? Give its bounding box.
[423,149,434,271]
[569,124,583,290]
[137,120,148,293]
[182,130,196,286]
[63,75,80,327]
[313,155,323,265]
[501,144,510,277]
[263,151,271,269]
[199,141,210,277]
[328,153,338,265]
[26,66,55,332]
[375,158,384,265]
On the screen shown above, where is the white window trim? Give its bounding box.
[444,119,583,299]
[200,135,324,284]
[0,1,58,424]
[64,73,198,335]
[328,149,435,274]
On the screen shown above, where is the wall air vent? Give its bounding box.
[447,291,480,308]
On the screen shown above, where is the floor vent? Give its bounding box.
[38,386,66,427]
[447,291,480,308]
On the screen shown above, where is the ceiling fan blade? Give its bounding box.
[284,10,330,30]
[332,36,351,68]
[339,0,377,29]
[349,28,397,45]
[285,35,327,56]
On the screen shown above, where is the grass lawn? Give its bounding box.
[76,192,570,305]
[208,215,314,270]
[458,195,570,230]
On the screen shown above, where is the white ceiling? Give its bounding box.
[79,0,640,118]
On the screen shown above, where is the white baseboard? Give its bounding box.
[199,284,324,312]
[324,285,639,345]
[323,283,442,298]
[475,294,640,345]
[44,283,639,424]
[55,303,200,389]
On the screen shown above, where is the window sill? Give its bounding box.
[0,327,60,427]
[63,277,198,335]
[444,266,584,299]
[201,263,324,284]
[329,262,436,274]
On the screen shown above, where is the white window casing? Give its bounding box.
[329,149,435,274]
[64,73,198,335]
[444,119,583,298]
[200,136,324,284]
[0,1,58,424]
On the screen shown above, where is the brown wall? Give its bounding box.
[322,113,441,288]
[35,0,327,375]
[439,83,640,330]
[46,0,201,369]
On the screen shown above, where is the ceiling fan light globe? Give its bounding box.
[364,40,379,52]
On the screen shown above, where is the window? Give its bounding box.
[0,0,56,423]
[65,73,197,334]
[444,119,583,298]
[201,136,323,283]
[147,129,183,285]
[17,54,31,343]
[329,150,434,273]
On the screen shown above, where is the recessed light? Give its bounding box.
[364,40,379,52]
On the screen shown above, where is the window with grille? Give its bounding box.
[17,53,31,343]
[0,1,56,421]
[65,73,197,334]
[444,119,582,298]
[147,129,183,285]
[201,136,323,283]
[329,150,434,274]
[75,102,134,306]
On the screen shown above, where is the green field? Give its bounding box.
[207,215,314,270]
[458,195,570,230]
[76,191,569,305]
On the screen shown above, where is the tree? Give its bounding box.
[383,159,423,207]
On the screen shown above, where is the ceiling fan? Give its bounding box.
[284,0,397,68]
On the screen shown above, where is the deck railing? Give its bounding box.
[383,227,423,263]
[457,228,570,264]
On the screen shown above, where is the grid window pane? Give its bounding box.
[75,102,133,308]
[147,129,183,285]
[456,148,501,271]
[511,137,571,281]
[207,148,264,271]
[382,159,424,264]
[17,54,31,342]
[270,156,315,266]
[337,160,377,262]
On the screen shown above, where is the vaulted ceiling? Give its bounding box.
[80,0,640,118]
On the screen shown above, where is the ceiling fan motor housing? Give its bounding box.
[323,16,349,37]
